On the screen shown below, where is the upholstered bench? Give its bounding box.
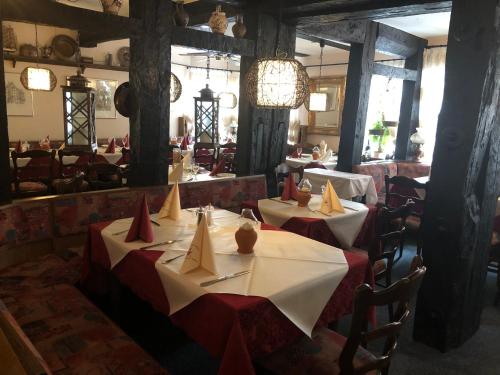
[0,253,168,374]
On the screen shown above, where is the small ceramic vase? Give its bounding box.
[174,1,189,27]
[232,15,247,38]
[208,5,228,35]
[296,190,312,207]
[100,0,123,15]
[235,223,257,254]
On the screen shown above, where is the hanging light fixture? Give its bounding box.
[218,59,237,109]
[245,2,309,109]
[305,39,327,112]
[20,24,57,92]
[170,72,182,103]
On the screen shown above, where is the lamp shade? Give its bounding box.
[170,73,182,103]
[20,67,57,91]
[245,57,309,109]
[410,129,425,145]
[308,92,327,112]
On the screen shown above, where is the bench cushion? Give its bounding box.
[2,284,167,374]
[0,252,82,298]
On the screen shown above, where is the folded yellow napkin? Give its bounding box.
[183,152,192,166]
[180,214,217,275]
[158,182,182,220]
[58,142,65,151]
[169,161,183,182]
[320,180,345,215]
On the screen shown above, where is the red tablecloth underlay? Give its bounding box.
[82,221,374,375]
[241,200,378,249]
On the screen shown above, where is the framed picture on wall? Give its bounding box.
[5,72,34,116]
[72,78,117,119]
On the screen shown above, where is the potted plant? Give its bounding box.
[368,119,390,159]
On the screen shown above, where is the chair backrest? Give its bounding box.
[384,175,428,217]
[194,142,216,170]
[121,147,131,164]
[11,149,56,183]
[339,264,427,374]
[304,161,326,170]
[58,149,95,178]
[0,300,51,374]
[88,163,122,185]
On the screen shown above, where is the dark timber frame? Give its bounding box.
[414,0,500,351]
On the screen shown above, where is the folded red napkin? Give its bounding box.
[180,136,188,151]
[15,140,22,153]
[281,174,298,201]
[210,159,226,176]
[291,150,299,158]
[122,134,129,148]
[105,138,116,153]
[125,194,154,243]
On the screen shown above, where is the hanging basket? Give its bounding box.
[100,0,123,15]
[245,57,310,110]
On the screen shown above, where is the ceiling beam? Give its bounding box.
[296,31,350,51]
[376,23,425,57]
[297,20,368,45]
[287,0,451,24]
[0,0,135,33]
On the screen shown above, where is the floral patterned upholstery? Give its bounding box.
[0,252,82,299]
[258,327,377,375]
[396,162,431,179]
[2,284,168,374]
[11,181,49,193]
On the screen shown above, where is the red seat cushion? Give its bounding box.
[0,253,82,298]
[2,284,168,374]
[349,248,386,276]
[259,327,377,375]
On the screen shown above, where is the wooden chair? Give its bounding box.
[217,142,237,172]
[259,261,426,375]
[384,175,428,254]
[352,202,414,293]
[304,161,327,170]
[87,163,122,190]
[120,147,131,181]
[52,149,94,194]
[194,142,216,171]
[275,164,304,196]
[11,149,56,198]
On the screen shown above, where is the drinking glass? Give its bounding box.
[192,162,200,180]
[296,147,302,158]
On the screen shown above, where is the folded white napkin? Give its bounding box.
[321,180,345,215]
[320,149,332,162]
[158,182,182,220]
[169,161,183,182]
[180,214,217,275]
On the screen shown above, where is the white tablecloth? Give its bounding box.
[258,195,369,249]
[100,209,349,336]
[286,156,337,170]
[167,165,236,185]
[304,168,378,205]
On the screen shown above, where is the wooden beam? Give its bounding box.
[1,0,135,34]
[414,0,500,351]
[288,0,451,23]
[0,8,12,205]
[297,20,368,45]
[237,13,295,196]
[171,27,255,57]
[395,41,426,160]
[373,63,418,81]
[336,22,378,172]
[128,0,172,187]
[376,23,425,58]
[296,31,350,51]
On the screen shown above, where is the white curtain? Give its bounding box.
[419,47,447,163]
[169,65,240,140]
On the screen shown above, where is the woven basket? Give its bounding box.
[100,0,123,15]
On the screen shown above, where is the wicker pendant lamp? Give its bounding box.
[245,2,309,109]
[20,24,57,92]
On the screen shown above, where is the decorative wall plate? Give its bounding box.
[114,82,130,117]
[52,35,78,60]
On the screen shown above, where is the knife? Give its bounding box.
[200,270,250,287]
[269,198,294,205]
[140,240,178,250]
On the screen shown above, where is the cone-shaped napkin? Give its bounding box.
[180,136,189,150]
[320,149,332,162]
[281,174,298,201]
[210,159,226,176]
[183,152,192,166]
[291,150,299,158]
[15,140,22,153]
[125,194,154,243]
[122,134,129,148]
[169,161,184,182]
[58,142,65,151]
[180,214,217,275]
[320,180,345,215]
[105,138,116,153]
[158,182,182,221]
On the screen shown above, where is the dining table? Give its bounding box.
[82,209,374,375]
[286,155,337,170]
[303,168,379,205]
[168,165,236,185]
